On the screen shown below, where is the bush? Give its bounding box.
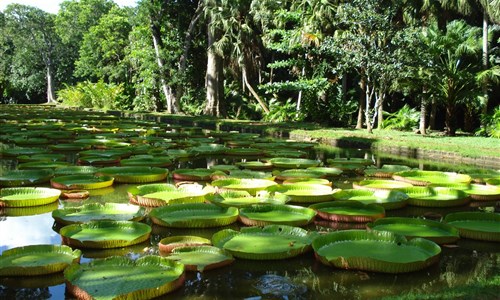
[382,104,419,131]
[57,80,129,110]
[476,106,500,138]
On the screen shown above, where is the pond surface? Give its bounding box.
[0,109,498,300]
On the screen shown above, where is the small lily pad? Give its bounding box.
[165,246,234,272]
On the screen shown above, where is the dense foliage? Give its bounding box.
[0,0,499,136]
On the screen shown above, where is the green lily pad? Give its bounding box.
[364,165,412,178]
[59,221,152,249]
[275,169,325,181]
[282,178,332,186]
[0,245,81,276]
[159,235,212,253]
[209,164,240,173]
[212,225,316,260]
[367,217,460,244]
[327,158,373,166]
[353,179,414,191]
[49,143,91,151]
[309,200,385,223]
[0,187,61,207]
[444,212,500,242]
[77,155,120,166]
[398,186,471,207]
[54,166,98,176]
[306,167,343,177]
[1,148,47,157]
[50,174,114,190]
[312,230,441,273]
[227,170,275,180]
[211,178,278,195]
[239,204,316,227]
[17,153,66,162]
[393,170,472,186]
[332,189,409,210]
[206,190,289,208]
[129,183,211,207]
[150,203,239,228]
[165,246,234,272]
[64,256,185,300]
[172,168,215,181]
[268,184,336,203]
[0,202,59,217]
[120,156,172,167]
[191,144,228,155]
[269,158,321,169]
[96,166,168,183]
[225,148,264,156]
[429,183,500,201]
[17,161,71,170]
[236,161,273,170]
[486,178,500,186]
[52,203,146,225]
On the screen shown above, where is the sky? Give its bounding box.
[0,0,138,14]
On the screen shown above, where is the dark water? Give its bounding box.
[0,145,498,300]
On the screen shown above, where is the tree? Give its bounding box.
[3,4,62,103]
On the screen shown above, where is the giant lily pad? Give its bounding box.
[275,169,325,181]
[269,158,321,169]
[306,167,343,177]
[96,166,168,183]
[129,183,211,207]
[444,212,500,242]
[150,203,239,228]
[367,217,460,244]
[353,179,413,191]
[77,155,120,166]
[364,165,412,178]
[212,225,316,260]
[393,170,471,186]
[0,169,53,187]
[50,174,114,190]
[54,166,98,176]
[236,161,273,170]
[165,246,234,272]
[17,161,71,170]
[159,235,212,253]
[430,183,500,201]
[398,187,470,207]
[211,178,277,195]
[172,168,215,181]
[267,184,336,203]
[0,245,81,276]
[120,156,172,167]
[312,230,441,273]
[1,148,47,157]
[206,190,289,208]
[239,204,316,227]
[283,178,332,186]
[17,153,66,162]
[52,203,146,225]
[0,187,61,207]
[309,201,385,223]
[59,220,151,249]
[64,256,185,299]
[225,148,263,156]
[332,189,409,210]
[327,158,373,166]
[227,170,275,180]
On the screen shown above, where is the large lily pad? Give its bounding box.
[212,225,316,260]
[367,217,460,244]
[172,168,215,181]
[17,153,66,162]
[0,169,53,187]
[267,184,336,203]
[430,183,500,201]
[64,256,185,300]
[50,174,114,190]
[52,203,146,225]
[353,179,413,191]
[206,190,289,208]
[159,235,212,253]
[393,170,471,186]
[269,158,321,169]
[0,187,61,207]
[129,183,211,207]
[53,166,98,176]
[444,212,500,242]
[309,200,385,223]
[96,166,168,183]
[59,220,152,249]
[283,178,332,186]
[120,156,172,167]
[306,167,343,177]
[239,204,316,227]
[17,161,71,170]
[398,186,470,207]
[332,189,409,210]
[150,203,239,228]
[236,161,273,170]
[364,165,412,178]
[165,246,234,272]
[275,169,325,181]
[327,158,373,166]
[211,178,278,195]
[0,245,81,276]
[312,230,441,273]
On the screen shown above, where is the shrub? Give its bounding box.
[476,106,500,138]
[57,80,128,110]
[382,104,419,131]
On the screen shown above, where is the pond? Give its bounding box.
[0,107,498,299]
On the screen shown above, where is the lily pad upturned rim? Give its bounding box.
[95,166,168,183]
[59,220,152,249]
[172,168,215,181]
[393,170,472,186]
[64,256,185,300]
[159,235,212,253]
[211,178,278,195]
[238,204,317,227]
[149,203,239,228]
[364,165,412,178]
[0,244,81,276]
[267,184,336,203]
[444,212,500,242]
[309,200,385,223]
[397,186,470,207]
[50,174,114,190]
[206,190,290,208]
[0,187,61,207]
[429,183,500,201]
[312,229,441,273]
[366,217,460,244]
[212,225,316,260]
[353,179,414,191]
[52,203,146,225]
[165,245,234,272]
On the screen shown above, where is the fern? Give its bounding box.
[381,105,419,131]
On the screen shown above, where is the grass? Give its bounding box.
[291,128,500,159]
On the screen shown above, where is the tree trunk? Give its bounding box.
[204,26,225,117]
[481,11,489,116]
[242,67,269,113]
[46,64,56,103]
[365,82,374,134]
[377,95,384,129]
[445,102,456,136]
[429,97,437,130]
[419,96,427,135]
[356,76,366,129]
